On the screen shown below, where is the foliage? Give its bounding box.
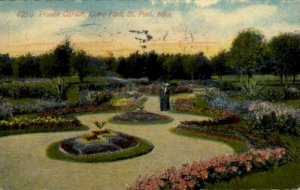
[258,86,285,101]
[0,81,56,99]
[53,38,73,76]
[211,50,229,80]
[130,147,287,190]
[95,121,106,130]
[250,112,300,136]
[240,78,262,99]
[0,116,81,130]
[87,91,113,105]
[269,32,300,83]
[12,53,40,78]
[71,50,89,83]
[228,28,265,78]
[0,53,12,77]
[50,77,70,101]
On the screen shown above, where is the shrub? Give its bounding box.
[0,102,13,120]
[240,79,262,99]
[0,82,56,99]
[87,91,113,105]
[218,81,240,91]
[258,87,285,101]
[284,87,300,99]
[129,147,287,190]
[250,112,300,136]
[0,116,81,131]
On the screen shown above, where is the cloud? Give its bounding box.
[194,0,220,7]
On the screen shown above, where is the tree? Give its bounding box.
[0,53,12,77]
[145,51,162,81]
[53,38,73,76]
[71,50,89,83]
[269,32,300,84]
[211,50,228,80]
[183,54,198,80]
[195,52,212,80]
[228,28,265,81]
[116,51,146,78]
[39,52,55,78]
[103,51,116,71]
[12,53,40,78]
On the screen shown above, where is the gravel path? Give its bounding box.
[0,96,234,190]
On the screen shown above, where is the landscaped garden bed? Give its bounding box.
[46,129,154,162]
[0,116,87,137]
[110,110,174,124]
[129,147,287,190]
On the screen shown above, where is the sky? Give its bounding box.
[0,0,299,57]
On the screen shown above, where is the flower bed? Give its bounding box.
[47,129,154,162]
[0,116,81,131]
[60,129,138,155]
[129,147,287,190]
[180,112,240,127]
[110,110,173,124]
[38,97,147,117]
[173,86,193,94]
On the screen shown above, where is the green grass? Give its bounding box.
[0,125,88,137]
[170,127,248,153]
[46,137,154,163]
[277,99,300,108]
[7,98,41,105]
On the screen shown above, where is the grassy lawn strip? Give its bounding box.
[170,127,248,153]
[46,137,154,163]
[0,125,88,137]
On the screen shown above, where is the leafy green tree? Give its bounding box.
[0,53,12,77]
[53,38,73,76]
[145,51,162,81]
[12,53,40,78]
[211,50,229,80]
[39,52,55,78]
[116,51,146,78]
[71,50,89,83]
[195,52,212,80]
[269,32,300,84]
[228,28,265,80]
[183,54,198,80]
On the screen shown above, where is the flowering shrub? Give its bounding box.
[246,101,298,120]
[0,100,66,119]
[174,98,194,106]
[111,98,134,107]
[86,91,113,105]
[173,86,193,94]
[0,117,81,130]
[129,147,287,190]
[250,112,300,136]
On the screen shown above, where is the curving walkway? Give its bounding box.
[0,96,234,190]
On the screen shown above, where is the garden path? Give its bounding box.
[0,96,234,190]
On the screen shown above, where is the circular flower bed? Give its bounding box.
[110,110,174,124]
[46,129,153,162]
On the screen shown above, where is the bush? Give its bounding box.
[87,91,113,105]
[250,112,300,136]
[0,82,56,99]
[218,81,240,91]
[258,87,285,101]
[0,116,81,131]
[284,87,300,99]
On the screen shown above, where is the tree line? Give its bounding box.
[1,28,299,83]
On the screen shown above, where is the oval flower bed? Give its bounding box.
[46,129,154,162]
[110,110,174,124]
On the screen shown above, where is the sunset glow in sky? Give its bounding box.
[0,0,299,57]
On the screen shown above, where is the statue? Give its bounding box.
[160,83,170,111]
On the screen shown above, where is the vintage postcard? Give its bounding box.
[0,0,300,189]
